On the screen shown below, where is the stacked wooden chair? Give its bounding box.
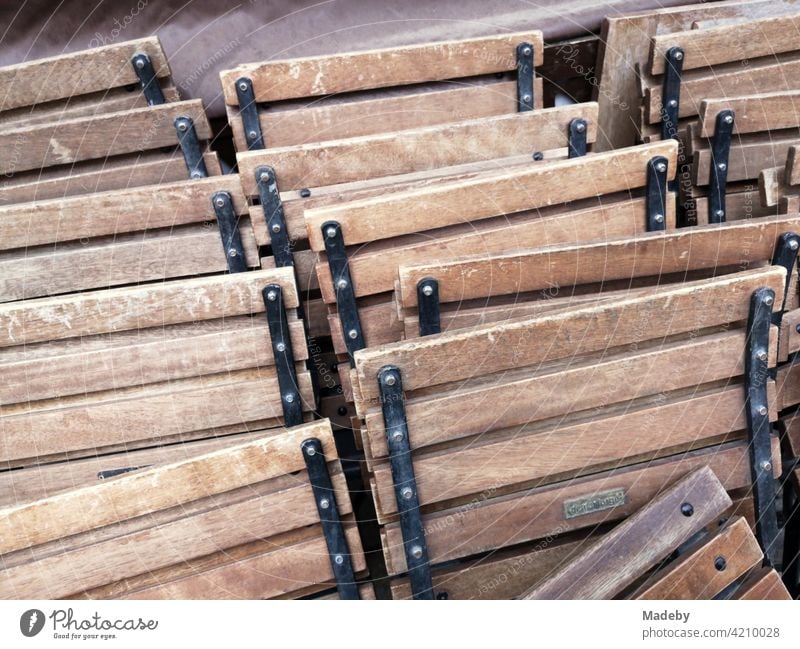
[0,37,219,206]
[0,419,370,599]
[347,259,789,598]
[522,468,791,600]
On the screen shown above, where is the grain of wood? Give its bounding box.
[786,145,800,185]
[522,467,732,599]
[220,31,544,104]
[699,91,800,137]
[733,567,792,599]
[693,138,799,185]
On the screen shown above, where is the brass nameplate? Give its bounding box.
[563,487,626,520]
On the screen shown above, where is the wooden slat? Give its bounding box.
[522,467,732,599]
[382,440,769,574]
[693,137,799,185]
[0,100,211,175]
[0,37,170,112]
[733,567,793,599]
[220,31,544,104]
[372,384,770,516]
[396,215,800,307]
[699,91,800,137]
[787,144,800,185]
[0,267,298,347]
[0,419,334,555]
[354,267,784,402]
[694,188,776,225]
[238,103,597,192]
[633,517,763,599]
[305,140,675,251]
[650,14,800,75]
[0,176,246,251]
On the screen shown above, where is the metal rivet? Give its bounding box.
[715,210,725,219]
[764,295,774,306]
[422,284,434,297]
[276,342,286,352]
[348,329,358,340]
[266,290,277,301]
[575,121,586,133]
[717,162,727,171]
[238,81,248,92]
[326,226,337,239]
[673,50,684,61]
[667,99,677,108]
[177,121,188,132]
[228,248,238,258]
[757,350,768,362]
[300,188,311,198]
[654,214,664,224]
[271,223,281,233]
[285,393,295,403]
[319,498,330,509]
[248,130,257,139]
[522,46,532,56]
[305,445,316,456]
[656,162,667,173]
[758,405,768,416]
[761,460,772,472]
[259,172,269,183]
[791,239,800,251]
[334,554,344,565]
[384,374,397,386]
[337,278,348,290]
[215,197,225,208]
[724,114,733,124]
[681,502,694,517]
[135,57,145,69]
[401,487,413,500]
[410,545,423,559]
[392,430,404,442]
[532,151,544,161]
[714,556,727,571]
[523,94,532,103]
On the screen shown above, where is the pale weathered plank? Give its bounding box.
[220,31,544,104]
[693,137,799,185]
[699,91,800,137]
[733,567,793,599]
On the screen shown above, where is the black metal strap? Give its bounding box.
[568,118,588,158]
[708,110,734,223]
[255,165,293,267]
[235,77,265,150]
[262,284,304,427]
[211,191,247,273]
[378,366,434,599]
[516,42,535,112]
[322,221,365,365]
[301,437,360,600]
[131,52,166,106]
[646,156,668,231]
[771,232,800,331]
[660,47,684,141]
[174,116,208,179]
[417,278,441,337]
[745,287,779,566]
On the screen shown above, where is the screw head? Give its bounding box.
[522,46,532,56]
[422,284,434,297]
[285,393,295,403]
[522,94,532,103]
[228,248,238,258]
[215,197,225,208]
[715,210,725,219]
[177,120,188,132]
[761,460,772,472]
[764,295,774,306]
[266,290,277,301]
[791,239,800,251]
[796,323,800,334]
[575,121,586,133]
[276,342,286,352]
[758,405,768,416]
[299,188,311,198]
[654,214,664,224]
[410,545,423,559]
[348,329,358,340]
[673,50,684,61]
[714,556,727,571]
[717,162,727,171]
[238,81,248,92]
[271,223,281,233]
[319,498,330,510]
[259,172,269,183]
[305,445,316,456]
[392,430,404,443]
[334,554,344,565]
[248,130,257,139]
[681,502,694,517]
[384,374,397,386]
[724,114,733,124]
[757,350,768,362]
[135,57,146,69]
[190,171,203,179]
[532,151,544,161]
[326,226,337,239]
[401,487,413,500]
[667,99,677,108]
[337,278,348,290]
[655,161,667,173]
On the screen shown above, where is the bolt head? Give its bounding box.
[522,94,532,103]
[334,554,344,565]
[384,374,397,386]
[532,151,544,161]
[215,198,225,208]
[422,284,434,297]
[655,162,667,173]
[337,278,348,290]
[271,223,281,233]
[248,130,257,139]
[135,57,145,69]
[575,121,586,133]
[761,460,773,472]
[266,290,277,302]
[757,350,768,362]
[347,329,358,340]
[673,50,684,61]
[326,226,337,239]
[522,46,532,56]
[238,81,248,92]
[401,487,413,500]
[715,210,725,219]
[410,545,423,559]
[758,405,768,416]
[681,502,694,517]
[177,121,188,132]
[654,214,664,223]
[791,239,800,251]
[276,342,286,352]
[667,99,677,108]
[714,556,727,571]
[392,430,404,443]
[305,445,316,456]
[764,295,774,306]
[717,162,727,171]
[228,248,238,258]
[191,171,204,179]
[259,172,269,182]
[724,114,733,124]
[319,498,330,510]
[285,393,295,403]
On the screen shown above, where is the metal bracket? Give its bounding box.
[131,52,166,106]
[417,278,441,337]
[708,110,734,223]
[301,437,360,599]
[211,191,247,273]
[255,165,293,267]
[263,284,304,427]
[378,366,434,600]
[322,222,365,365]
[660,47,684,141]
[745,287,779,566]
[646,156,668,231]
[568,118,588,158]
[235,77,265,150]
[174,116,208,179]
[97,465,150,480]
[770,232,800,327]
[516,42,535,112]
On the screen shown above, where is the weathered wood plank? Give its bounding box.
[522,467,732,599]
[305,140,675,251]
[239,103,597,192]
[397,215,800,307]
[699,91,800,137]
[220,31,544,104]
[787,144,800,185]
[733,567,792,599]
[0,100,211,175]
[0,37,170,112]
[354,268,784,401]
[693,138,799,185]
[0,267,298,347]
